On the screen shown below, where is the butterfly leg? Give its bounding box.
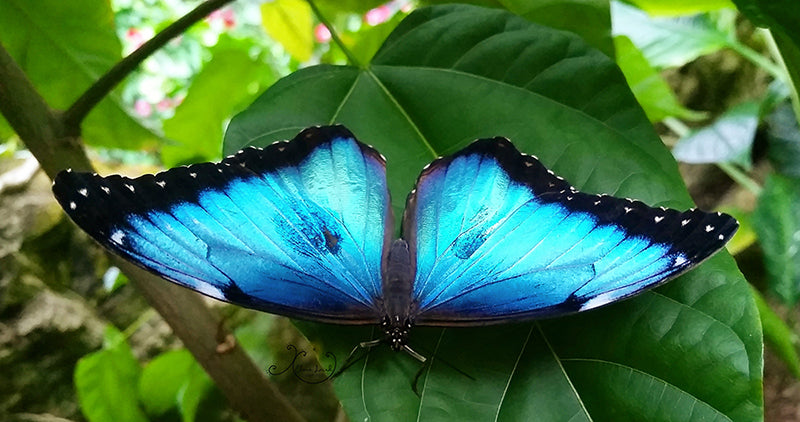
[333,338,383,378]
[403,344,427,362]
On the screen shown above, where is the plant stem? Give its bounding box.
[62,0,237,133]
[718,162,762,196]
[729,40,786,84]
[307,0,362,67]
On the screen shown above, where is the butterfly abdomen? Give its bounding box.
[380,239,416,350]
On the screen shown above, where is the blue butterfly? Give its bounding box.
[52,125,737,359]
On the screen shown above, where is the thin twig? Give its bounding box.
[307,0,361,67]
[62,0,236,133]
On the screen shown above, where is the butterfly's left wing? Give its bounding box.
[405,138,737,325]
[53,126,391,324]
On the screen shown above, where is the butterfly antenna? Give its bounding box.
[417,344,475,380]
[411,359,430,397]
[333,338,382,379]
[406,343,475,395]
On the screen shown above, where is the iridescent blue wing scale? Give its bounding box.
[53,126,391,324]
[405,138,738,325]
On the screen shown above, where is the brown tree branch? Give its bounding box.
[0,45,91,178]
[62,0,236,134]
[0,8,305,422]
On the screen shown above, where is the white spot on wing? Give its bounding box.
[674,256,688,267]
[681,219,690,226]
[69,201,76,210]
[624,207,632,213]
[654,216,664,223]
[705,225,714,232]
[195,282,224,299]
[101,186,110,194]
[580,292,618,311]
[111,230,125,245]
[156,180,166,188]
[78,188,88,197]
[125,184,135,192]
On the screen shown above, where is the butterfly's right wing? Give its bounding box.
[53,126,392,324]
[405,138,737,325]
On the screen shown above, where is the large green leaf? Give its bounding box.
[225,5,761,421]
[0,0,161,149]
[421,0,614,57]
[753,174,800,305]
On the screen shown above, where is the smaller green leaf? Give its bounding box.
[753,174,800,304]
[614,35,707,122]
[672,101,759,167]
[75,325,148,422]
[261,0,313,62]
[178,359,215,422]
[162,36,274,166]
[612,1,732,68]
[767,103,800,180]
[138,349,196,417]
[625,0,734,15]
[751,286,800,378]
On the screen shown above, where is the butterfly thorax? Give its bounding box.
[381,239,417,351]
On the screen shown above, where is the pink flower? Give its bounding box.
[208,8,236,30]
[126,27,147,50]
[156,98,174,113]
[314,23,331,43]
[365,5,392,26]
[133,99,152,117]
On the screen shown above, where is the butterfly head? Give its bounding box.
[382,314,413,351]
